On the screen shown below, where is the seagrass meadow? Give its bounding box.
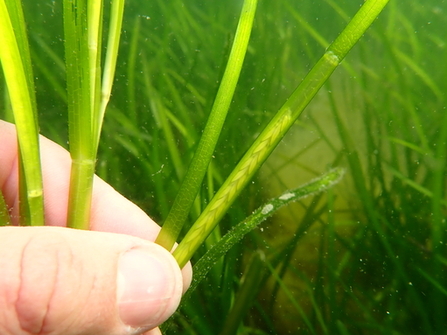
[1,0,446,334]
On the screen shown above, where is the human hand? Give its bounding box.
[0,120,192,335]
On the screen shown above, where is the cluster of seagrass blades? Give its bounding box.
[0,0,388,285]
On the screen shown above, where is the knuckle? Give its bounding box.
[14,231,76,334]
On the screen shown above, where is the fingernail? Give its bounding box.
[117,247,180,328]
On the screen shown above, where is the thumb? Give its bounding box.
[0,226,183,335]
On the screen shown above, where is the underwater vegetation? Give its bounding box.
[1,0,446,334]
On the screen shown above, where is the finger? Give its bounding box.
[0,120,160,240]
[0,226,183,335]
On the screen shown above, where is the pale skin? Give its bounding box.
[0,120,192,335]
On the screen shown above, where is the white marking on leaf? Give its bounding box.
[261,204,274,215]
[279,192,294,200]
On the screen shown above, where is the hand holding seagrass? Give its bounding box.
[0,120,191,335]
